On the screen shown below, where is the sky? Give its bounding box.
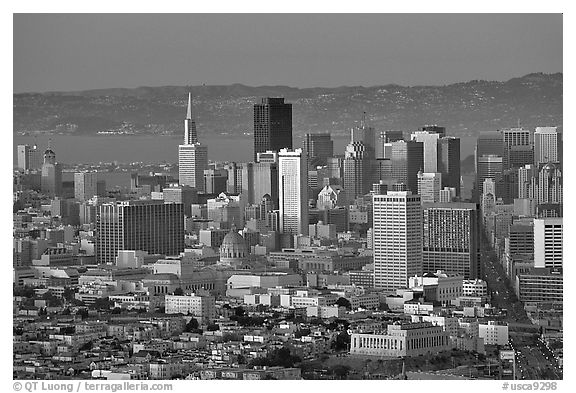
[13,13,563,93]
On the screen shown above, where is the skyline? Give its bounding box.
[14,14,562,93]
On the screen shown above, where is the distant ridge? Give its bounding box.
[14,72,562,137]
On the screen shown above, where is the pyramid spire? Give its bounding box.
[186,92,193,119]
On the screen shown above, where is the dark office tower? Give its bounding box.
[184,92,198,144]
[476,131,504,158]
[204,169,228,194]
[390,140,424,194]
[96,200,184,265]
[303,133,334,168]
[343,139,370,202]
[502,128,533,170]
[476,155,503,198]
[422,203,481,279]
[496,168,519,204]
[419,125,446,137]
[437,137,461,196]
[474,131,503,201]
[253,97,293,161]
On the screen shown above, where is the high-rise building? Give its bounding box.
[179,144,208,191]
[240,161,279,207]
[390,140,424,194]
[534,127,561,166]
[518,164,537,199]
[476,155,503,197]
[224,162,242,194]
[278,148,308,235]
[17,144,43,171]
[411,131,440,173]
[422,203,481,279]
[502,128,533,170]
[41,148,62,197]
[74,171,98,201]
[203,168,228,194]
[537,163,562,205]
[163,185,198,217]
[303,133,334,168]
[96,200,184,265]
[178,93,208,191]
[419,125,446,137]
[534,218,562,269]
[373,190,423,291]
[417,172,442,203]
[343,138,370,202]
[253,97,293,161]
[438,137,461,196]
[184,92,198,145]
[327,156,344,180]
[376,131,404,159]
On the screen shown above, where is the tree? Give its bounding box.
[184,317,199,332]
[173,287,184,296]
[332,331,351,351]
[335,297,352,310]
[111,307,122,314]
[76,308,89,319]
[93,297,113,310]
[63,287,76,301]
[206,323,220,332]
[14,285,35,298]
[331,364,351,379]
[234,306,245,317]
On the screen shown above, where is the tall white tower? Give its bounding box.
[373,189,423,291]
[179,92,208,191]
[278,148,308,235]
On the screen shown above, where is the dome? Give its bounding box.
[219,230,249,266]
[261,193,272,202]
[44,148,55,156]
[222,230,246,247]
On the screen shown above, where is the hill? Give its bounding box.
[13,73,562,137]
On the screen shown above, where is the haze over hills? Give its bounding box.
[13,73,562,138]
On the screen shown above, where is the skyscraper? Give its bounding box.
[254,97,293,161]
[343,137,370,203]
[96,200,184,265]
[241,161,279,207]
[422,203,481,279]
[184,92,198,145]
[534,218,562,269]
[419,125,446,137]
[41,147,62,197]
[74,171,98,201]
[417,172,442,203]
[303,133,334,168]
[502,127,533,170]
[438,137,461,196]
[17,144,42,171]
[373,189,423,291]
[476,154,503,198]
[390,140,424,194]
[178,93,208,191]
[534,127,561,166]
[203,168,228,194]
[411,131,440,173]
[278,148,308,235]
